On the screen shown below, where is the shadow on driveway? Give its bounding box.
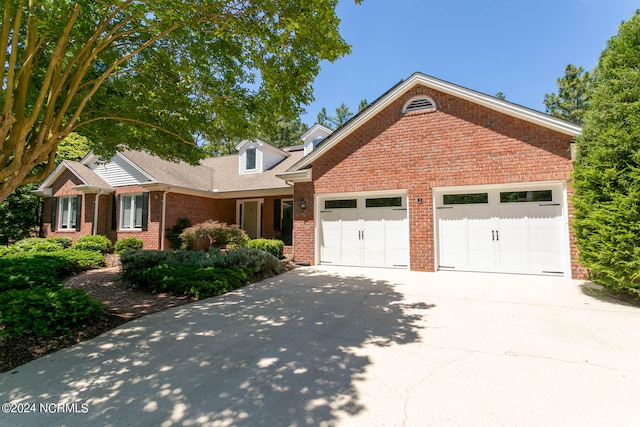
[0,267,434,426]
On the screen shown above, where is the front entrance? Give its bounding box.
[318,192,409,268]
[237,199,263,239]
[435,183,569,276]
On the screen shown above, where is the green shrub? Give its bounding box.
[166,217,191,249]
[128,264,252,299]
[47,237,73,249]
[72,235,113,253]
[8,237,66,254]
[0,250,105,292]
[179,220,249,250]
[0,286,106,337]
[248,238,284,259]
[115,237,144,254]
[120,247,282,298]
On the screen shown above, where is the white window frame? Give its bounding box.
[245,148,257,171]
[58,196,78,231]
[120,193,144,230]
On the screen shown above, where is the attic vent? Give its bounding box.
[403,96,436,114]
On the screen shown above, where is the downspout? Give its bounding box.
[160,188,171,250]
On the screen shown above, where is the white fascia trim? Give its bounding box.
[275,169,312,183]
[236,138,291,157]
[291,73,582,172]
[300,124,333,140]
[38,160,87,191]
[72,185,115,194]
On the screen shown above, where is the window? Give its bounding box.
[58,196,80,230]
[120,193,148,230]
[366,197,402,208]
[500,190,553,203]
[443,193,489,205]
[246,148,256,170]
[325,199,357,209]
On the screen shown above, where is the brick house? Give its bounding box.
[36,135,326,252]
[38,72,585,278]
[278,73,585,279]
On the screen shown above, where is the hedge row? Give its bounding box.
[120,247,282,300]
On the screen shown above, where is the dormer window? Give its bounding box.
[403,96,436,114]
[246,148,256,170]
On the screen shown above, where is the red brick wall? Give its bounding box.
[43,170,92,242]
[294,84,584,278]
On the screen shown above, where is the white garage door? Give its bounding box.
[319,194,409,268]
[436,184,568,275]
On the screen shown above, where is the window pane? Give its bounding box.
[70,197,78,228]
[500,190,552,203]
[60,198,70,228]
[366,197,402,208]
[134,194,143,227]
[325,199,357,209]
[443,193,488,205]
[282,200,294,220]
[246,148,256,170]
[121,195,132,228]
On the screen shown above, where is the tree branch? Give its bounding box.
[74,116,196,146]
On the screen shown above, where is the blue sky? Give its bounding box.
[300,0,640,125]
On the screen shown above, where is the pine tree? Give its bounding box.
[572,11,640,294]
[544,65,594,125]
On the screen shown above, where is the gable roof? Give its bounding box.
[284,72,583,174]
[37,160,113,194]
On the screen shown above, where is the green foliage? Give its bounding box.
[544,64,594,125]
[248,238,285,259]
[47,237,73,249]
[1,0,359,202]
[0,184,42,243]
[120,247,282,299]
[0,247,106,338]
[115,237,144,254]
[0,286,105,337]
[0,250,105,292]
[316,100,368,130]
[126,265,252,300]
[72,235,113,253]
[180,220,249,250]
[572,11,640,295]
[2,237,67,254]
[165,217,192,250]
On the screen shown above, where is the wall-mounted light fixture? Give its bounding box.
[299,197,308,212]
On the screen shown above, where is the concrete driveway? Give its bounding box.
[1,266,639,426]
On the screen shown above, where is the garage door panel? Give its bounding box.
[437,185,567,275]
[319,195,408,268]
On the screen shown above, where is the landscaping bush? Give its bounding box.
[46,237,73,249]
[127,264,253,299]
[72,235,113,253]
[120,247,282,299]
[179,220,249,250]
[2,237,66,254]
[248,238,284,259]
[0,250,105,292]
[0,286,105,337]
[166,217,191,249]
[115,237,144,254]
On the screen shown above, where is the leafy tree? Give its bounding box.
[495,92,506,100]
[0,0,360,202]
[572,11,640,295]
[259,117,309,148]
[544,64,594,125]
[0,132,90,243]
